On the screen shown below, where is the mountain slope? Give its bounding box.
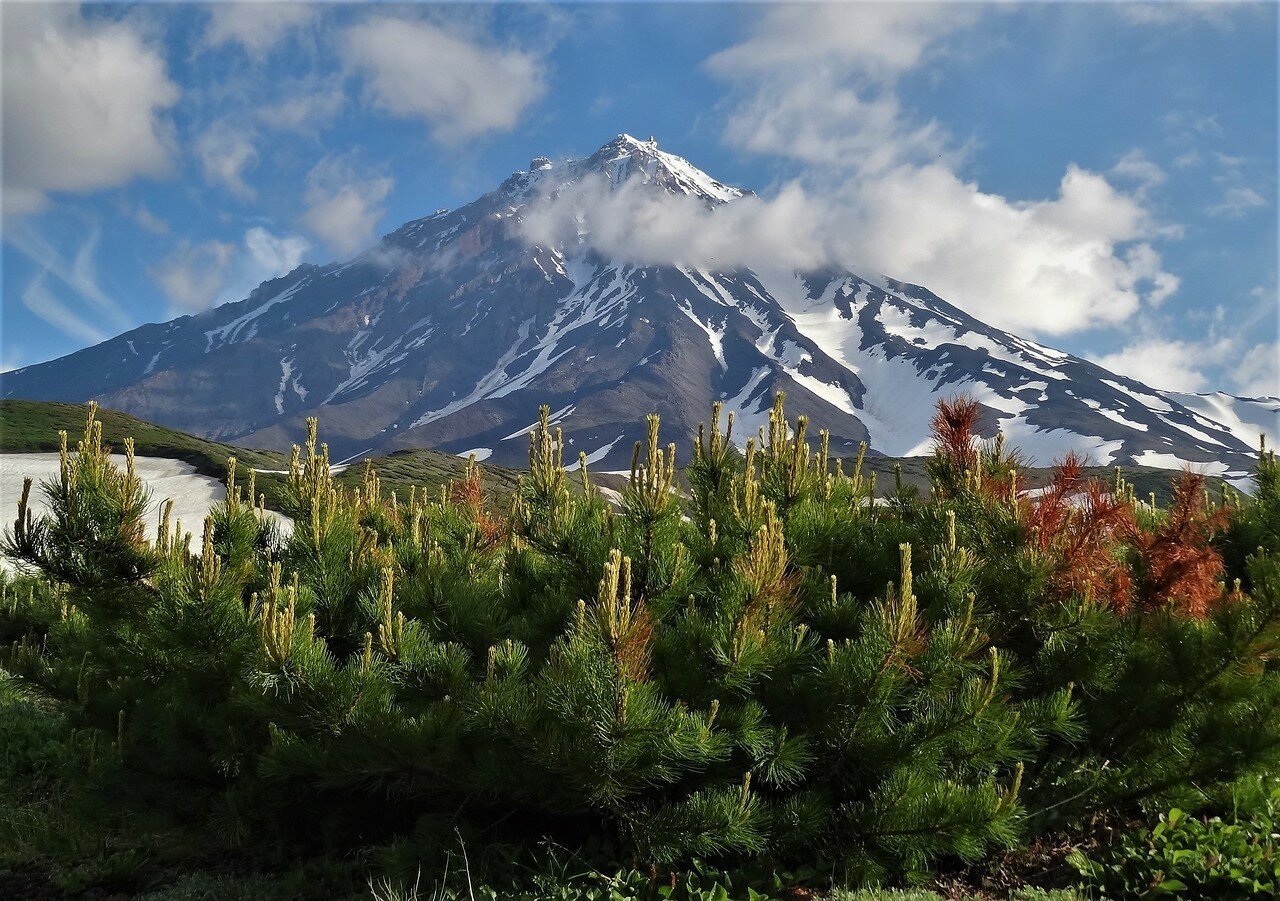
[4,135,1272,481]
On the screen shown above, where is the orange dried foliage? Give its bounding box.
[1022,453,1135,607]
[933,396,982,474]
[932,395,1024,503]
[613,603,655,684]
[449,468,507,549]
[1127,470,1230,618]
[1024,460,1232,618]
[450,468,484,511]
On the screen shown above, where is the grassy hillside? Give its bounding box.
[0,400,523,508]
[853,454,1225,506]
[0,399,288,474]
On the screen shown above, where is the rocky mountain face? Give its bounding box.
[5,135,1275,480]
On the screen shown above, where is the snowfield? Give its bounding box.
[1,453,290,570]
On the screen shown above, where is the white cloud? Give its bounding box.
[1235,342,1280,398]
[2,4,178,215]
[588,2,1182,339]
[521,159,1177,337]
[207,227,311,309]
[521,176,829,271]
[1117,1,1249,27]
[257,81,345,132]
[1093,333,1279,397]
[152,241,237,313]
[1160,110,1224,138]
[9,219,123,347]
[1,344,28,374]
[151,227,310,314]
[243,227,309,279]
[1209,185,1268,218]
[131,204,170,235]
[1094,337,1235,393]
[832,163,1179,333]
[204,2,314,59]
[707,3,979,83]
[194,121,259,201]
[1111,149,1167,195]
[301,157,393,256]
[705,3,977,171]
[343,16,546,142]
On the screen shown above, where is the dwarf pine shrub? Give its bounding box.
[2,398,1279,888]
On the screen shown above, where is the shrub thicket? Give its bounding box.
[2,397,1278,891]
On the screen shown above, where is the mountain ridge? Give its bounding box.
[5,134,1275,483]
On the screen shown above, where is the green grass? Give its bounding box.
[334,447,523,505]
[0,400,523,510]
[0,399,288,476]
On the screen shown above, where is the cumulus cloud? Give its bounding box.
[204,2,314,59]
[194,121,259,201]
[152,240,237,313]
[708,2,978,83]
[343,16,546,142]
[301,157,393,256]
[151,227,310,314]
[2,4,179,215]
[836,163,1178,333]
[1093,334,1279,398]
[1235,342,1280,398]
[1093,337,1231,393]
[529,3,1182,340]
[705,3,977,170]
[244,227,309,278]
[520,159,1178,337]
[1111,149,1167,195]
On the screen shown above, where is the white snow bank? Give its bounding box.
[1,453,290,571]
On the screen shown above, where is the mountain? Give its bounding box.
[4,135,1275,481]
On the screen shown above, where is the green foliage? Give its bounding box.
[1220,441,1280,591]
[1072,779,1280,898]
[2,395,1278,896]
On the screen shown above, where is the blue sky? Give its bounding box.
[2,1,1276,397]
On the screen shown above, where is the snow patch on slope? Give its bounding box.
[205,280,308,352]
[1166,392,1278,452]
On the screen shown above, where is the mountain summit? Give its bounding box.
[509,133,747,205]
[4,136,1274,478]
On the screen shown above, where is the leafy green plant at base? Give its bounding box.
[1071,781,1280,898]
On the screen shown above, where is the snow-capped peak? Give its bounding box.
[503,134,746,205]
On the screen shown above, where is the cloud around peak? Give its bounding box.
[518,3,1185,340]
